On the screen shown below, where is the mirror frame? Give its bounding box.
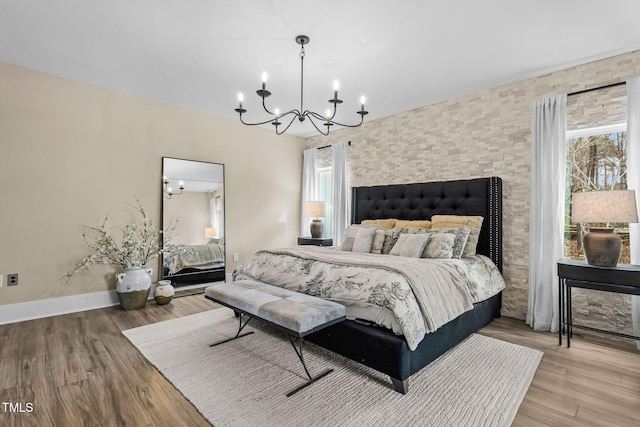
[161,156,226,285]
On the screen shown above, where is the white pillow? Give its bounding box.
[389,233,431,258]
[340,224,377,251]
[352,227,377,253]
[340,225,360,251]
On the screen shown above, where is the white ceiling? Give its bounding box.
[2,1,640,137]
[163,157,223,193]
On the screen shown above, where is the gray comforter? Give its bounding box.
[233,246,487,350]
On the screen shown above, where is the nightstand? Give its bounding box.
[557,259,640,347]
[297,237,333,247]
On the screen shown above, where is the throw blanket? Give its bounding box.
[233,247,475,350]
[163,242,225,275]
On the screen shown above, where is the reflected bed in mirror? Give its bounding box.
[162,157,225,286]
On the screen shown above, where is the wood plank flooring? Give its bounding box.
[1,293,638,426]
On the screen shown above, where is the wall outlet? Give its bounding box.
[233,253,239,262]
[7,273,18,286]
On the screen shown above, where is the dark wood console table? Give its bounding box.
[297,237,333,246]
[557,259,640,347]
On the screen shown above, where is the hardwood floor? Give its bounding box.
[1,294,639,426]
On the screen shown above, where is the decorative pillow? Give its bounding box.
[389,233,431,258]
[397,227,427,235]
[394,219,432,229]
[431,215,484,258]
[381,227,403,254]
[352,227,377,253]
[425,227,470,259]
[361,218,396,229]
[370,229,386,254]
[340,225,361,251]
[421,232,456,259]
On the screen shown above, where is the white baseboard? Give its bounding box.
[0,280,226,326]
[0,290,120,325]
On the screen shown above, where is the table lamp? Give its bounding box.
[205,227,218,239]
[571,190,638,267]
[306,201,327,238]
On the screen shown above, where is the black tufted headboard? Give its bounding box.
[351,177,503,272]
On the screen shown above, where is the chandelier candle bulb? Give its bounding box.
[272,108,281,127]
[238,93,243,109]
[333,80,339,100]
[261,72,267,90]
[360,96,366,111]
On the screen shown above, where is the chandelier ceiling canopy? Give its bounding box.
[235,35,368,136]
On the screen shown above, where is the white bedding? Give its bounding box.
[233,246,505,350]
[163,242,225,274]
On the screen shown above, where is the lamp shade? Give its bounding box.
[572,190,638,224]
[205,227,218,238]
[306,201,327,218]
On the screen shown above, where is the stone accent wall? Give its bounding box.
[567,83,627,128]
[306,50,640,337]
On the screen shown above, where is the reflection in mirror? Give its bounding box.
[161,157,225,286]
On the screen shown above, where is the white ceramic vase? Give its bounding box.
[154,280,175,305]
[116,267,152,310]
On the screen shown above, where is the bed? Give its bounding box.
[234,177,503,393]
[163,241,226,284]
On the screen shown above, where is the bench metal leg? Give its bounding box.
[209,313,254,347]
[285,335,334,397]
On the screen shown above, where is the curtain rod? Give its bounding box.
[567,81,626,97]
[317,141,351,150]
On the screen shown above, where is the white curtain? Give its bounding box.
[527,95,567,332]
[627,77,640,348]
[301,148,317,236]
[332,141,349,247]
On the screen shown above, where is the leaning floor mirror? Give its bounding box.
[161,157,226,286]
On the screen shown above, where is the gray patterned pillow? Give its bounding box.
[370,229,386,254]
[390,233,431,258]
[425,227,470,259]
[381,228,402,254]
[421,232,456,259]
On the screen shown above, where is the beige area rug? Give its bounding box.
[123,309,542,427]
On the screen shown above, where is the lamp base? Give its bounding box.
[582,227,621,267]
[310,219,324,239]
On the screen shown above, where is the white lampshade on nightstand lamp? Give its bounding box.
[306,201,327,238]
[572,190,638,267]
[204,227,218,239]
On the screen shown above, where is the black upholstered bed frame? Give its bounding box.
[306,176,503,394]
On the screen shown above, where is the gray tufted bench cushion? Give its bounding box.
[205,280,346,336]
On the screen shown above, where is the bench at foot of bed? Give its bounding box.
[204,280,346,396]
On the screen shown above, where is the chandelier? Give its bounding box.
[234,35,368,136]
[163,176,184,199]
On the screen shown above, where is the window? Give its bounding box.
[316,167,332,238]
[564,123,629,263]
